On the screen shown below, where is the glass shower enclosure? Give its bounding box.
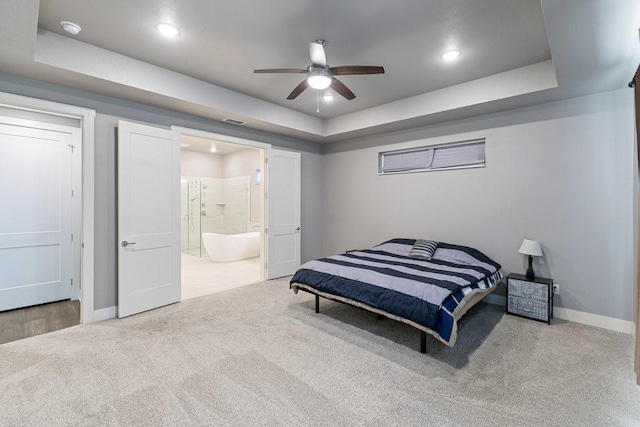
[180,176,250,257]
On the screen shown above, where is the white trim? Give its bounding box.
[552,307,636,336]
[484,294,635,336]
[92,306,117,322]
[0,91,96,324]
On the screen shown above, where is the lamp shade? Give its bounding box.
[518,239,543,257]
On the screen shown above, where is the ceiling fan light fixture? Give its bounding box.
[156,23,180,38]
[307,69,332,90]
[441,50,461,61]
[322,92,334,102]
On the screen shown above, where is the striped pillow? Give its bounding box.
[409,239,439,260]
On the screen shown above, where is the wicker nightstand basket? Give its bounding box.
[506,273,553,324]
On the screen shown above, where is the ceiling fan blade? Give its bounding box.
[254,68,307,74]
[329,66,385,75]
[330,77,356,100]
[287,79,309,100]
[309,41,327,67]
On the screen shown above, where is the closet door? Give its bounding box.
[0,118,76,311]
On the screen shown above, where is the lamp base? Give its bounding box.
[525,255,535,279]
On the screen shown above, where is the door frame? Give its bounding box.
[0,91,96,324]
[171,126,271,281]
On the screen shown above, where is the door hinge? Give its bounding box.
[70,278,73,286]
[265,228,268,234]
[68,144,75,152]
[265,263,268,269]
[71,233,74,241]
[265,192,268,199]
[264,157,269,164]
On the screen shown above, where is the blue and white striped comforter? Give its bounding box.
[290,238,503,346]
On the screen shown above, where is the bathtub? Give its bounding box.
[202,231,260,263]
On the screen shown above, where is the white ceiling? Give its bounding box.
[0,0,638,145]
[181,135,252,155]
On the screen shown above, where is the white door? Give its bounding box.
[267,149,301,279]
[0,118,77,311]
[117,121,181,318]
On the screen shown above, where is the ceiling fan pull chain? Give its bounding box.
[316,90,320,113]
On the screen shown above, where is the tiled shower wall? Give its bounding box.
[201,176,249,235]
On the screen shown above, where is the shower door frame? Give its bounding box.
[181,178,206,257]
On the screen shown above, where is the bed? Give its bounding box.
[290,238,503,352]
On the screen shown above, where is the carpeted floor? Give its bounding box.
[0,277,638,426]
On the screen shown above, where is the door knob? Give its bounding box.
[121,241,136,247]
[296,227,301,231]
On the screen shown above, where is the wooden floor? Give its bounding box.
[0,300,80,345]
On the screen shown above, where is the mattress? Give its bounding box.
[290,238,503,346]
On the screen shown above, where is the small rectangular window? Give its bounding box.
[378,139,485,175]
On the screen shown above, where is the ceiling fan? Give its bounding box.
[253,40,385,101]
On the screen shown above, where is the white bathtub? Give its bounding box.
[202,231,260,263]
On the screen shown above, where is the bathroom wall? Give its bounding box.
[222,148,262,223]
[181,150,223,178]
[181,148,256,260]
[220,176,250,233]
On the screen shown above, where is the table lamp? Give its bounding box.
[518,239,543,279]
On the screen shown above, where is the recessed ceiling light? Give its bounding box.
[441,50,461,61]
[156,23,180,38]
[210,146,217,153]
[60,21,81,35]
[322,93,334,102]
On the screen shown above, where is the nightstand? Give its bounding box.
[506,273,553,324]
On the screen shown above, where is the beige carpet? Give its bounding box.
[0,277,638,426]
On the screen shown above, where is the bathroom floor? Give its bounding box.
[181,253,261,300]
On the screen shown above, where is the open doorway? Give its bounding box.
[179,135,266,300]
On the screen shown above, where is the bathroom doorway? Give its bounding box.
[179,134,265,300]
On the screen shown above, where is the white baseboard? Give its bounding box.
[92,306,117,322]
[483,294,636,336]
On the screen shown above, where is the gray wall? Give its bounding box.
[321,89,635,321]
[0,72,324,311]
[300,151,325,265]
[1,71,635,322]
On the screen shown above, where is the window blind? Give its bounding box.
[431,141,485,169]
[379,139,485,174]
[381,149,433,172]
